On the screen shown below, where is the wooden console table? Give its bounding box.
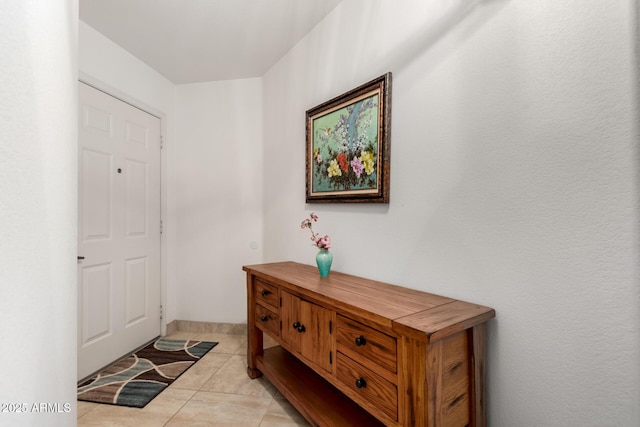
[244,262,495,426]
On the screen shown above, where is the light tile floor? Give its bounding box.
[77,331,310,427]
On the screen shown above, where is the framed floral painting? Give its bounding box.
[306,73,391,203]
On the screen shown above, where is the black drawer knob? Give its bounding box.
[355,335,367,346]
[260,316,268,322]
[355,377,367,389]
[292,321,300,329]
[297,325,306,333]
[261,290,271,297]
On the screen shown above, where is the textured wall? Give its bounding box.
[0,0,78,424]
[174,79,264,322]
[262,0,640,425]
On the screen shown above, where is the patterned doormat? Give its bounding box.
[78,338,218,408]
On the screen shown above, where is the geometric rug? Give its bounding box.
[77,338,218,408]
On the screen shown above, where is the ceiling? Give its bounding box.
[79,0,343,84]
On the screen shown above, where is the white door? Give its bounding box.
[77,82,162,380]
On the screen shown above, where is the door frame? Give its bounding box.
[78,72,168,337]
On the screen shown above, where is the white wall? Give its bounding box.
[262,0,640,425]
[0,0,78,425]
[78,22,179,323]
[174,79,264,323]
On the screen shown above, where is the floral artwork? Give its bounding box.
[311,94,379,193]
[306,73,391,203]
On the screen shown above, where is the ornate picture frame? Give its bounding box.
[306,73,391,203]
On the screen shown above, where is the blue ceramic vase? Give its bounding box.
[316,249,333,277]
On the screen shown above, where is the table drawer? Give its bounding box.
[254,278,278,308]
[336,315,397,374]
[336,352,398,422]
[255,304,279,337]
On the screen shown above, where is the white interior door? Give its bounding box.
[77,82,161,380]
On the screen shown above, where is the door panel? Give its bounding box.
[81,263,112,343]
[280,291,332,373]
[125,159,148,236]
[78,82,161,380]
[300,300,333,373]
[280,291,302,353]
[125,256,148,326]
[82,149,112,239]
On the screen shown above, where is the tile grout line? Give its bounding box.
[162,391,193,427]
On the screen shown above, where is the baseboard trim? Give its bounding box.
[165,320,247,336]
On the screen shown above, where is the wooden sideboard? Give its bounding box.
[243,262,495,426]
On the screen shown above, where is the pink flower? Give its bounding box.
[300,213,331,251]
[316,235,331,250]
[351,156,363,179]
